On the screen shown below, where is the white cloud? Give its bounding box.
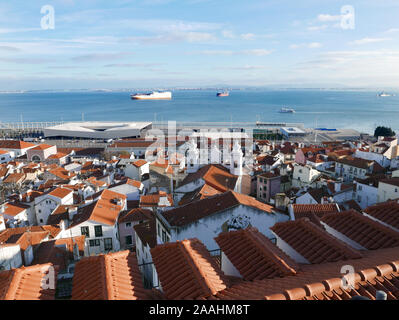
[317,14,341,22]
[197,49,273,56]
[290,42,322,49]
[240,33,256,41]
[308,42,322,48]
[307,25,328,31]
[350,38,391,45]
[222,30,235,39]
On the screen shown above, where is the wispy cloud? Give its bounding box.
[0,45,21,52]
[317,14,341,22]
[104,63,165,68]
[349,38,391,45]
[290,42,322,49]
[71,52,134,62]
[198,49,273,56]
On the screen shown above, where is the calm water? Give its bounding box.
[0,90,398,134]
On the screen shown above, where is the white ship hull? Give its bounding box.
[131,91,172,100]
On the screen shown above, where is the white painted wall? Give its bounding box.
[0,244,22,270]
[168,205,289,251]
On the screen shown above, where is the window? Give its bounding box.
[104,238,113,251]
[94,225,103,237]
[162,230,169,243]
[126,222,132,228]
[358,185,362,191]
[263,193,266,198]
[81,226,90,237]
[40,219,43,223]
[89,239,100,247]
[157,223,160,236]
[125,235,133,245]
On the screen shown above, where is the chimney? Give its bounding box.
[68,207,78,220]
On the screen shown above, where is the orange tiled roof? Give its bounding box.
[215,227,299,280]
[48,187,73,199]
[69,195,124,227]
[178,184,222,206]
[208,246,399,300]
[292,203,340,219]
[179,164,238,193]
[271,218,363,263]
[0,263,57,300]
[119,208,153,223]
[163,191,275,227]
[31,144,54,151]
[47,152,67,159]
[0,226,60,245]
[3,172,25,184]
[151,239,228,299]
[321,210,399,250]
[132,159,147,167]
[140,191,173,207]
[364,201,399,230]
[71,251,150,300]
[32,236,85,271]
[2,202,29,217]
[0,140,35,150]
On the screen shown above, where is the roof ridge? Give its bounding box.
[296,218,363,258]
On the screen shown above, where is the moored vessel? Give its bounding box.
[217,91,229,97]
[131,91,172,100]
[279,107,295,113]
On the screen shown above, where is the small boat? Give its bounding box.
[131,91,172,100]
[217,91,229,97]
[378,91,392,97]
[279,107,295,113]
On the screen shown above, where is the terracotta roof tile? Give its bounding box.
[119,208,153,223]
[178,184,222,206]
[133,159,147,167]
[0,140,35,150]
[364,201,399,230]
[209,247,399,300]
[271,218,363,264]
[48,187,73,199]
[292,203,340,219]
[31,144,53,151]
[215,227,299,280]
[179,164,238,193]
[321,210,399,250]
[72,251,150,300]
[151,239,228,299]
[0,263,57,300]
[2,202,29,217]
[140,192,173,208]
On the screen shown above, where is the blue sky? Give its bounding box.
[1,0,399,90]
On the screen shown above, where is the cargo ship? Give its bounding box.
[131,91,172,100]
[217,91,229,97]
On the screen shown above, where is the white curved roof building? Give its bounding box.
[43,122,152,139]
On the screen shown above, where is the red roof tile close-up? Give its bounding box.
[215,227,299,280]
[151,239,228,299]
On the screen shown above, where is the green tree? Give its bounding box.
[374,126,396,138]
